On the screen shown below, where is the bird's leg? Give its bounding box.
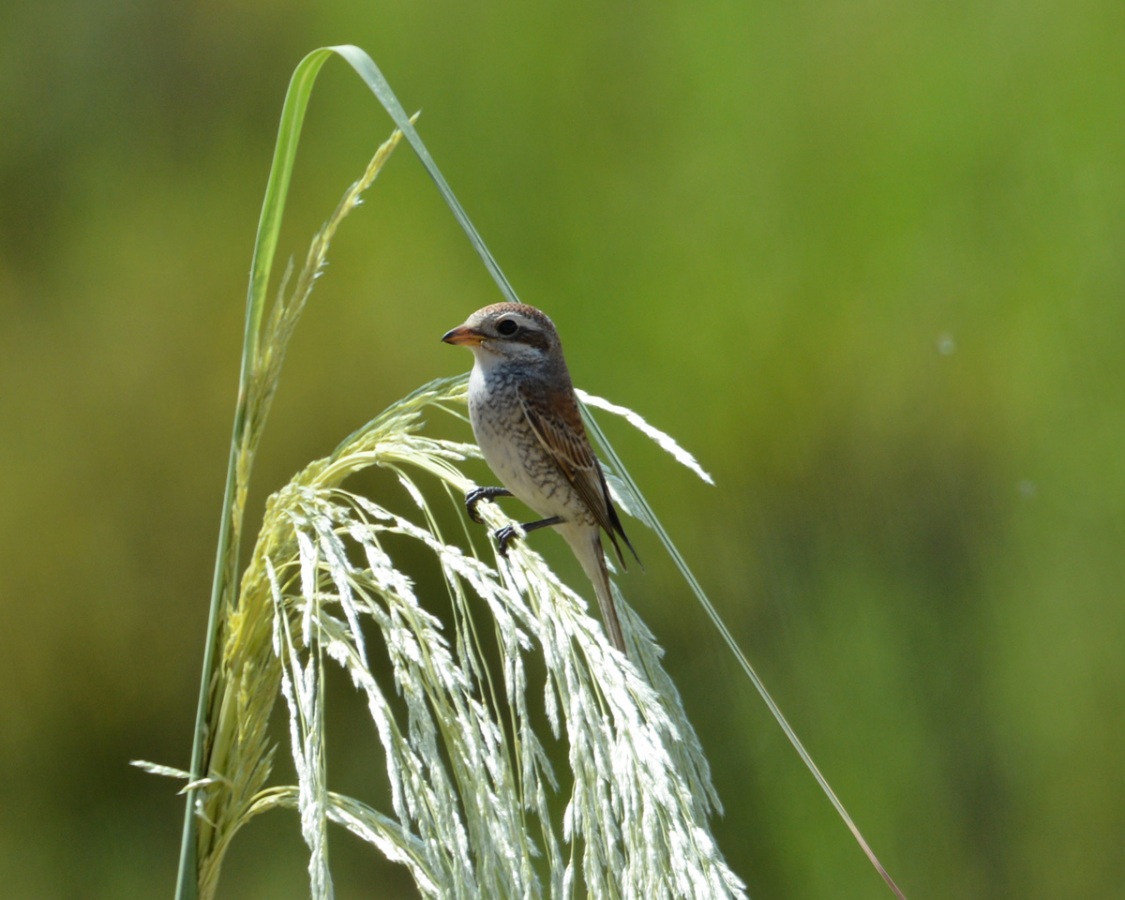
[495,516,564,557]
[465,486,513,524]
[466,486,564,555]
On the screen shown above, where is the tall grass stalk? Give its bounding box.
[140,43,903,899]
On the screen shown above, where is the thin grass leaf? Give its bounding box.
[577,389,714,486]
[131,761,195,781]
[581,388,908,900]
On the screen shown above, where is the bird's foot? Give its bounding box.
[493,515,563,557]
[493,524,520,556]
[466,486,512,524]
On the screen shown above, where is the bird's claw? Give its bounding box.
[465,486,512,525]
[493,525,519,557]
[465,488,489,524]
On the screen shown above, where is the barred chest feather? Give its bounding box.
[467,361,592,524]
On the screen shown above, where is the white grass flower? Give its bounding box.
[182,376,745,899]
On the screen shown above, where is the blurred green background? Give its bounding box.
[2,1,1122,896]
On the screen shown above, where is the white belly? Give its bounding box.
[468,363,583,523]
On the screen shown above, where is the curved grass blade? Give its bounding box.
[326,44,522,308]
[300,42,905,898]
[580,406,908,899]
[180,41,905,898]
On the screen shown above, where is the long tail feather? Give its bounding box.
[564,525,626,654]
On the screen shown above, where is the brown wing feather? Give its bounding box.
[516,382,638,567]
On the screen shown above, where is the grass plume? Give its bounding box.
[220,375,744,897]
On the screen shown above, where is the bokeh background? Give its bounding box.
[2,2,1122,896]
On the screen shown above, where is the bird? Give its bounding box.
[442,302,639,654]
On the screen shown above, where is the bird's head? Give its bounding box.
[442,303,562,369]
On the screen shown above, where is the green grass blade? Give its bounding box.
[328,44,522,307]
[244,47,340,358]
[582,408,907,899]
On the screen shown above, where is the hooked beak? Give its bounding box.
[441,324,485,347]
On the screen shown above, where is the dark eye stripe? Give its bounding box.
[521,329,551,351]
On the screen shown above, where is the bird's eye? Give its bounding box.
[496,318,519,337]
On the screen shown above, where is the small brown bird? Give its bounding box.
[442,303,638,654]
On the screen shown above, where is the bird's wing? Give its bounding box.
[516,382,638,566]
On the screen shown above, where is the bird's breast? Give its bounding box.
[467,364,590,524]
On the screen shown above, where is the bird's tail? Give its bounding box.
[565,526,627,655]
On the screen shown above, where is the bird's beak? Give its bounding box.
[441,325,485,347]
